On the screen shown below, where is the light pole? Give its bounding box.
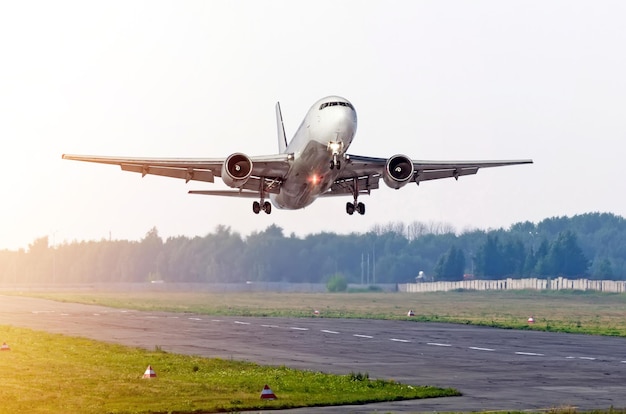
[372,242,376,285]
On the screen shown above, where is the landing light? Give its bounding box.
[308,174,321,185]
[328,141,343,153]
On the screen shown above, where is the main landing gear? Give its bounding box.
[252,177,272,214]
[253,201,272,215]
[346,177,365,215]
[346,201,365,215]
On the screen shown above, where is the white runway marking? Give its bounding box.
[261,324,279,328]
[60,313,69,316]
[469,347,495,351]
[427,342,452,347]
[353,334,373,339]
[32,311,55,314]
[579,356,596,360]
[188,317,202,321]
[321,330,339,334]
[290,327,309,331]
[234,321,250,325]
[93,313,100,316]
[390,338,411,343]
[211,319,222,322]
[515,352,544,356]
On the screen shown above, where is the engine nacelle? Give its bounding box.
[383,154,414,189]
[222,153,253,188]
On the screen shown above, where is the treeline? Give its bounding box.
[1,212,625,284]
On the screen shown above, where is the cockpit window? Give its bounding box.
[319,101,354,111]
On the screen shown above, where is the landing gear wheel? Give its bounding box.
[346,202,355,215]
[330,160,335,170]
[262,201,272,215]
[357,202,365,215]
[253,201,261,214]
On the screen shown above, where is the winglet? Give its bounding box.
[275,102,288,153]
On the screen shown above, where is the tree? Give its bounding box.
[475,235,505,279]
[594,258,613,279]
[26,236,50,283]
[533,239,551,276]
[136,227,163,281]
[502,238,526,277]
[544,231,589,277]
[2,213,625,284]
[434,246,465,281]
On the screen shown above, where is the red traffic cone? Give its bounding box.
[260,384,277,400]
[0,342,10,351]
[527,316,535,324]
[142,365,157,378]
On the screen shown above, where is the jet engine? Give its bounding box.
[383,154,414,189]
[222,153,253,188]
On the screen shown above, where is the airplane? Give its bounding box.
[62,96,532,215]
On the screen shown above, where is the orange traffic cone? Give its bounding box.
[142,365,156,378]
[0,342,10,351]
[260,384,277,400]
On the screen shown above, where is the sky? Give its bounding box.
[1,1,625,250]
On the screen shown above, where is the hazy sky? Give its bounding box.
[1,1,625,250]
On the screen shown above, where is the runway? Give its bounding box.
[1,295,626,413]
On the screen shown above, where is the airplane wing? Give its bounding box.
[187,189,263,197]
[322,155,533,196]
[61,153,291,195]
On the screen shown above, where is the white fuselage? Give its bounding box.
[271,96,357,209]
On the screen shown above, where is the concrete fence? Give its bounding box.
[399,277,626,293]
[3,279,626,294]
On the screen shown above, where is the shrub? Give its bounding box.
[326,274,348,292]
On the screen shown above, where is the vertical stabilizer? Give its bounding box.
[275,102,288,153]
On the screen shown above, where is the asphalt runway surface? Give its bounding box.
[2,295,626,413]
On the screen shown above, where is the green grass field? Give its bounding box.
[0,325,458,414]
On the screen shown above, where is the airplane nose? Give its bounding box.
[313,103,358,145]
[332,108,357,134]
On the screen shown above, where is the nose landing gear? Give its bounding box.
[328,141,344,170]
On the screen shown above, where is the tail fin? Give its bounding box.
[275,102,288,153]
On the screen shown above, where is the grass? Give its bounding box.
[0,325,459,414]
[14,289,626,337]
